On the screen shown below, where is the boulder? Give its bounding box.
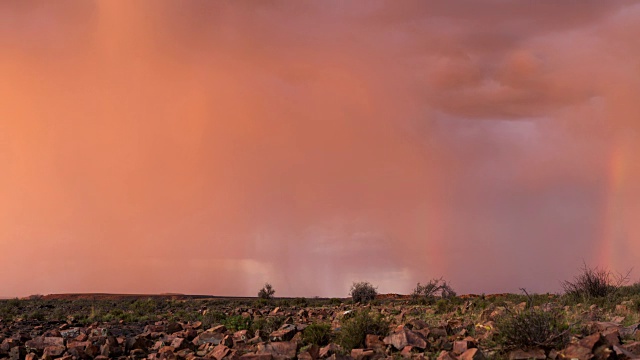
[257,341,298,360]
[383,328,427,350]
[460,348,485,360]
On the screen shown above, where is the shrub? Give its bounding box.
[293,297,309,307]
[561,263,630,300]
[224,315,252,331]
[202,310,227,329]
[329,298,343,306]
[495,309,569,350]
[349,282,378,303]
[303,323,332,346]
[412,277,457,300]
[338,310,389,351]
[258,283,276,300]
[252,316,285,334]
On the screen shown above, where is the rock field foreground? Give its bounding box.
[1,295,640,360]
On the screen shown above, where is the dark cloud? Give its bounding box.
[1,1,639,297]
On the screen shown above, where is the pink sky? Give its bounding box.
[1,1,639,297]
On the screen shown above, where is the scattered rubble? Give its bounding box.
[1,296,640,360]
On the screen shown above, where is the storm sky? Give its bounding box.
[1,1,639,297]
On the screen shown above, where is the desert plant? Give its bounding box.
[338,309,389,350]
[224,315,252,331]
[495,308,570,350]
[412,277,457,300]
[252,315,285,334]
[329,298,343,306]
[349,281,378,303]
[561,262,631,300]
[258,283,276,300]
[303,323,333,346]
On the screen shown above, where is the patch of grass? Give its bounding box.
[202,310,227,329]
[303,323,332,346]
[338,309,389,351]
[224,315,252,331]
[252,316,285,334]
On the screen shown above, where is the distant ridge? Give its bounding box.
[38,293,221,301]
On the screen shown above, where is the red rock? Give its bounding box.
[453,337,476,355]
[601,328,621,346]
[159,346,177,360]
[207,344,231,360]
[384,328,427,350]
[60,328,80,339]
[613,344,638,359]
[364,335,384,350]
[508,348,546,360]
[212,325,228,333]
[256,342,298,360]
[270,325,297,342]
[351,349,374,360]
[436,351,457,360]
[298,345,319,360]
[579,333,603,350]
[9,346,26,360]
[621,341,640,354]
[560,344,593,360]
[194,332,226,346]
[44,344,66,357]
[90,328,108,337]
[171,337,187,350]
[25,337,65,351]
[25,354,37,360]
[460,348,485,360]
[400,346,413,358]
[319,343,342,358]
[240,354,274,360]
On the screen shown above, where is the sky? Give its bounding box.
[1,1,639,298]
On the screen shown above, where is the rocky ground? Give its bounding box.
[1,292,640,360]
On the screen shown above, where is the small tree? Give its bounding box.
[258,283,276,299]
[412,277,457,300]
[350,281,378,303]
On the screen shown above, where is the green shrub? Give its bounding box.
[329,298,343,306]
[495,309,569,350]
[252,316,285,334]
[338,310,389,351]
[202,311,227,329]
[303,323,332,346]
[349,282,378,304]
[224,315,252,331]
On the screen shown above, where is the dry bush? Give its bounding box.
[561,263,630,300]
[412,277,457,299]
[350,282,378,303]
[496,308,570,350]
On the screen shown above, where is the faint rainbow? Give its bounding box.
[598,137,631,271]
